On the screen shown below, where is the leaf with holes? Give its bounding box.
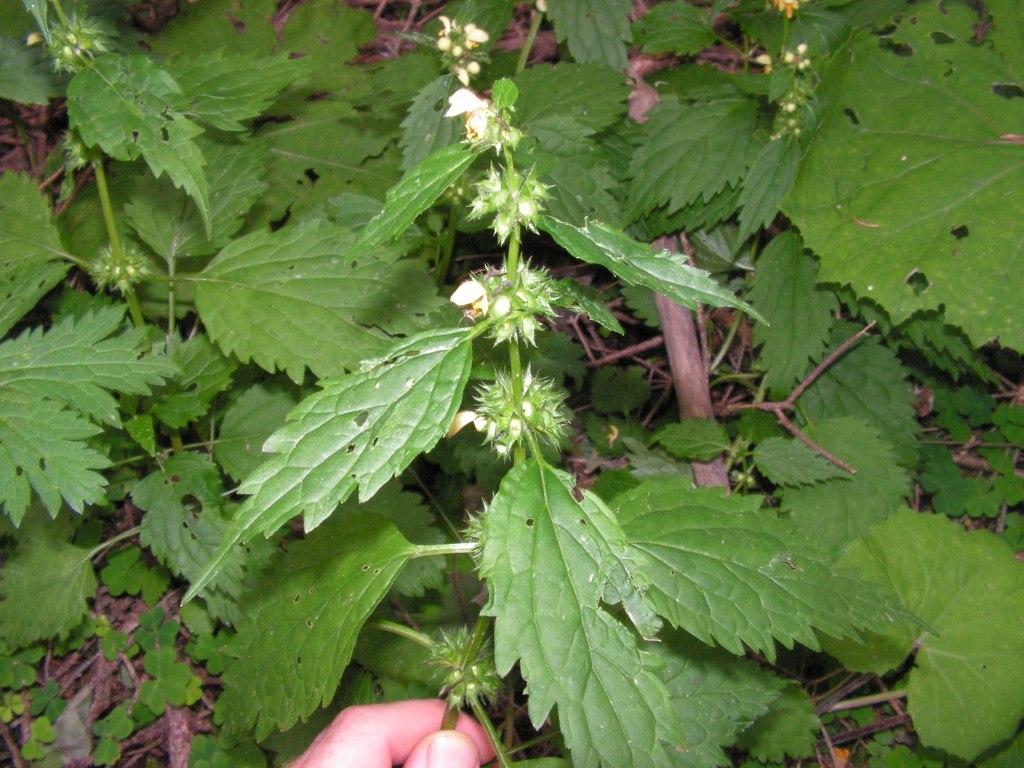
[783,0,1024,351]
[217,514,412,738]
[183,327,472,602]
[547,0,632,72]
[480,460,683,768]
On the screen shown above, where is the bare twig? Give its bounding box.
[585,335,664,367]
[0,716,28,768]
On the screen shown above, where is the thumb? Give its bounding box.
[404,730,482,768]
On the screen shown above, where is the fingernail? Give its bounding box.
[426,732,478,768]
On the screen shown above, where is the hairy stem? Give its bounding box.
[93,160,145,327]
[365,619,433,649]
[516,8,544,75]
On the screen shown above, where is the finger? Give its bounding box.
[289,699,494,768]
[403,731,481,768]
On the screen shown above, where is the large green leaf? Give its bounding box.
[0,37,61,104]
[399,75,459,172]
[0,513,96,648]
[538,215,763,319]
[626,97,762,222]
[183,328,472,602]
[66,54,211,233]
[146,0,277,58]
[633,2,716,58]
[735,684,817,763]
[783,0,1024,351]
[657,631,784,768]
[748,232,837,393]
[779,418,910,555]
[480,460,683,768]
[194,220,447,381]
[357,144,479,250]
[0,173,70,337]
[217,514,412,738]
[618,479,895,660]
[279,0,377,92]
[736,137,802,243]
[213,384,299,483]
[513,63,630,132]
[827,511,1024,761]
[547,0,631,72]
[0,305,177,427]
[149,334,236,429]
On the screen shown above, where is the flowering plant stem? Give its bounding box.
[92,159,145,328]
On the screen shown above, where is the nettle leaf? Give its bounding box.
[134,453,245,600]
[279,0,377,92]
[551,279,623,335]
[827,511,1024,761]
[652,419,730,462]
[736,138,802,244]
[183,328,472,602]
[125,137,270,261]
[633,1,716,57]
[480,460,684,768]
[169,52,310,132]
[399,75,459,172]
[626,97,762,222]
[0,173,70,337]
[658,631,784,768]
[147,0,277,58]
[0,305,177,427]
[66,54,211,233]
[213,384,300,483]
[783,0,1024,351]
[801,326,919,466]
[194,220,447,381]
[547,0,632,72]
[753,437,850,487]
[0,37,61,104]
[748,232,837,394]
[218,514,412,738]
[735,683,817,763]
[358,144,480,250]
[513,63,630,132]
[0,513,96,648]
[150,335,237,429]
[618,479,895,660]
[780,417,910,555]
[538,215,763,319]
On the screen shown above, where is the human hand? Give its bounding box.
[289,699,496,768]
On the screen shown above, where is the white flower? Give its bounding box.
[445,88,489,117]
[438,15,454,35]
[455,66,470,86]
[450,278,489,316]
[448,410,487,437]
[464,23,489,46]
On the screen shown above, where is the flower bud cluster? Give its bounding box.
[770,43,815,141]
[469,166,548,244]
[472,367,569,455]
[449,263,558,345]
[445,89,522,153]
[436,15,489,86]
[430,627,500,709]
[89,242,150,294]
[48,16,110,73]
[771,0,803,19]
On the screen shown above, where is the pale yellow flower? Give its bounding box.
[772,0,800,19]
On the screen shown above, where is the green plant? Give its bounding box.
[0,0,1021,766]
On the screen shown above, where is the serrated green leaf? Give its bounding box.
[0,398,109,524]
[134,453,245,600]
[0,172,71,337]
[125,137,270,261]
[735,684,817,763]
[897,312,992,382]
[513,63,630,132]
[780,417,911,554]
[753,437,850,487]
[749,232,837,393]
[828,511,1024,761]
[633,2,716,57]
[147,0,277,59]
[551,278,623,335]
[0,306,177,427]
[548,0,631,72]
[619,479,896,660]
[658,631,784,768]
[783,1,1024,351]
[480,460,683,768]
[213,384,299,482]
[183,328,472,602]
[280,0,377,92]
[150,335,236,429]
[169,51,310,132]
[0,513,96,647]
[66,54,211,233]
[736,138,802,243]
[801,326,919,466]
[626,98,762,222]
[217,514,411,738]
[194,220,448,381]
[652,419,729,462]
[358,144,479,250]
[0,37,61,104]
[591,366,650,415]
[399,76,459,172]
[538,215,763,319]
